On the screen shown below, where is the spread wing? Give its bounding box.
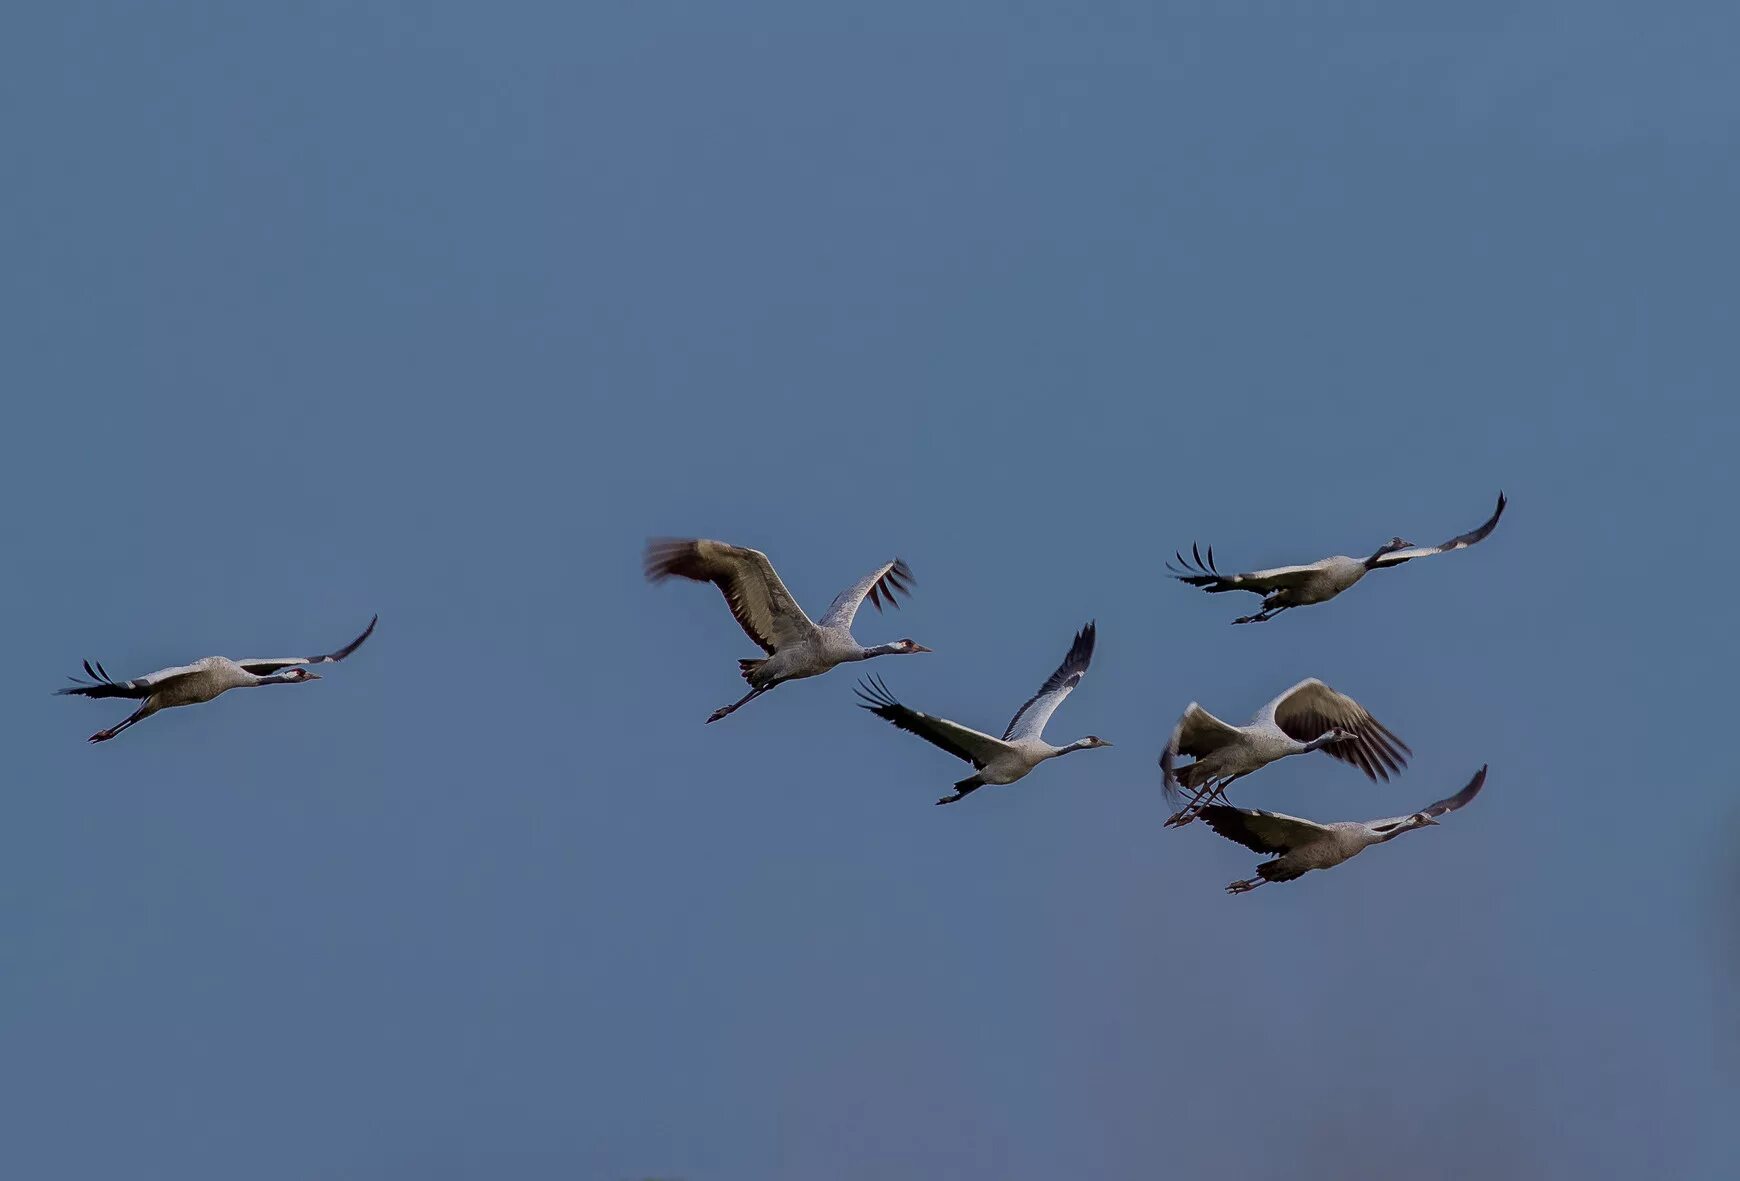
[1003,621,1095,742]
[644,538,816,654]
[1264,678,1411,782]
[237,615,379,675]
[1167,542,1325,596]
[1418,765,1488,818]
[1166,703,1246,761]
[818,558,915,631]
[1372,492,1507,568]
[1158,703,1247,804]
[1200,805,1334,854]
[56,659,204,699]
[855,676,1006,770]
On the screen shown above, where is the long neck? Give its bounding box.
[1362,547,1392,570]
[1050,738,1094,758]
[1301,733,1338,753]
[253,672,302,687]
[855,642,905,660]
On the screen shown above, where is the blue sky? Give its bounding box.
[3,3,1734,1178]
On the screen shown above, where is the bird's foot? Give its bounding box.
[935,794,962,806]
[705,706,731,724]
[1231,613,1269,625]
[1226,879,1259,895]
[1163,808,1196,828]
[88,731,113,743]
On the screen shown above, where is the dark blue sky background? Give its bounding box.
[4,3,1734,1177]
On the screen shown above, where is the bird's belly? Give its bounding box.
[981,750,1041,785]
[1295,842,1355,871]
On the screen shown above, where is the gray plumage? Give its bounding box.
[57,615,378,743]
[1160,678,1409,826]
[644,538,929,723]
[855,622,1110,806]
[1202,766,1488,894]
[1169,492,1507,624]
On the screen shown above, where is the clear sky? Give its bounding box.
[3,3,1735,1178]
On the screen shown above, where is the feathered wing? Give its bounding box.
[1372,492,1508,568]
[1002,621,1095,742]
[818,558,914,631]
[854,676,1007,770]
[56,659,205,699]
[1199,805,1332,854]
[1264,678,1411,782]
[1417,766,1488,817]
[644,538,816,654]
[1168,542,1324,596]
[1159,702,1247,803]
[237,615,379,675]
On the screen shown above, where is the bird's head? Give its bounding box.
[895,639,932,654]
[1370,812,1437,842]
[1075,735,1113,751]
[283,668,321,683]
[1364,536,1416,568]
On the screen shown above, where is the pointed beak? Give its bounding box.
[1420,816,1439,826]
[305,671,323,680]
[912,644,933,653]
[1099,739,1113,747]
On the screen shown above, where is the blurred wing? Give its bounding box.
[238,615,379,675]
[1170,703,1245,759]
[55,658,201,699]
[1418,766,1488,817]
[819,558,914,631]
[1167,543,1324,595]
[1003,621,1095,741]
[1200,805,1332,854]
[855,676,1006,770]
[1266,678,1411,782]
[1373,492,1507,567]
[645,538,816,654]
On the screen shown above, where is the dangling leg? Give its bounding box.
[1164,778,1218,827]
[1166,774,1246,826]
[90,700,155,743]
[937,776,984,806]
[1232,604,1291,626]
[1226,876,1266,895]
[706,685,769,724]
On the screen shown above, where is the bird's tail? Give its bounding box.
[738,658,768,684]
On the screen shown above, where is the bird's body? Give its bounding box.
[57,616,378,743]
[1160,678,1409,826]
[1170,492,1507,624]
[1202,766,1488,893]
[856,622,1110,805]
[644,538,929,723]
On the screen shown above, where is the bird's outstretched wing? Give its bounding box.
[855,676,1006,770]
[818,558,915,631]
[237,615,379,675]
[1199,805,1333,854]
[1002,621,1096,742]
[54,657,182,699]
[1167,543,1324,596]
[1264,678,1410,781]
[1371,493,1507,568]
[645,538,816,654]
[1417,765,1488,817]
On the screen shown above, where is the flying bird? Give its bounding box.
[1202,766,1488,894]
[644,538,929,723]
[57,615,378,743]
[855,622,1110,806]
[1160,678,1408,826]
[1168,492,1507,624]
